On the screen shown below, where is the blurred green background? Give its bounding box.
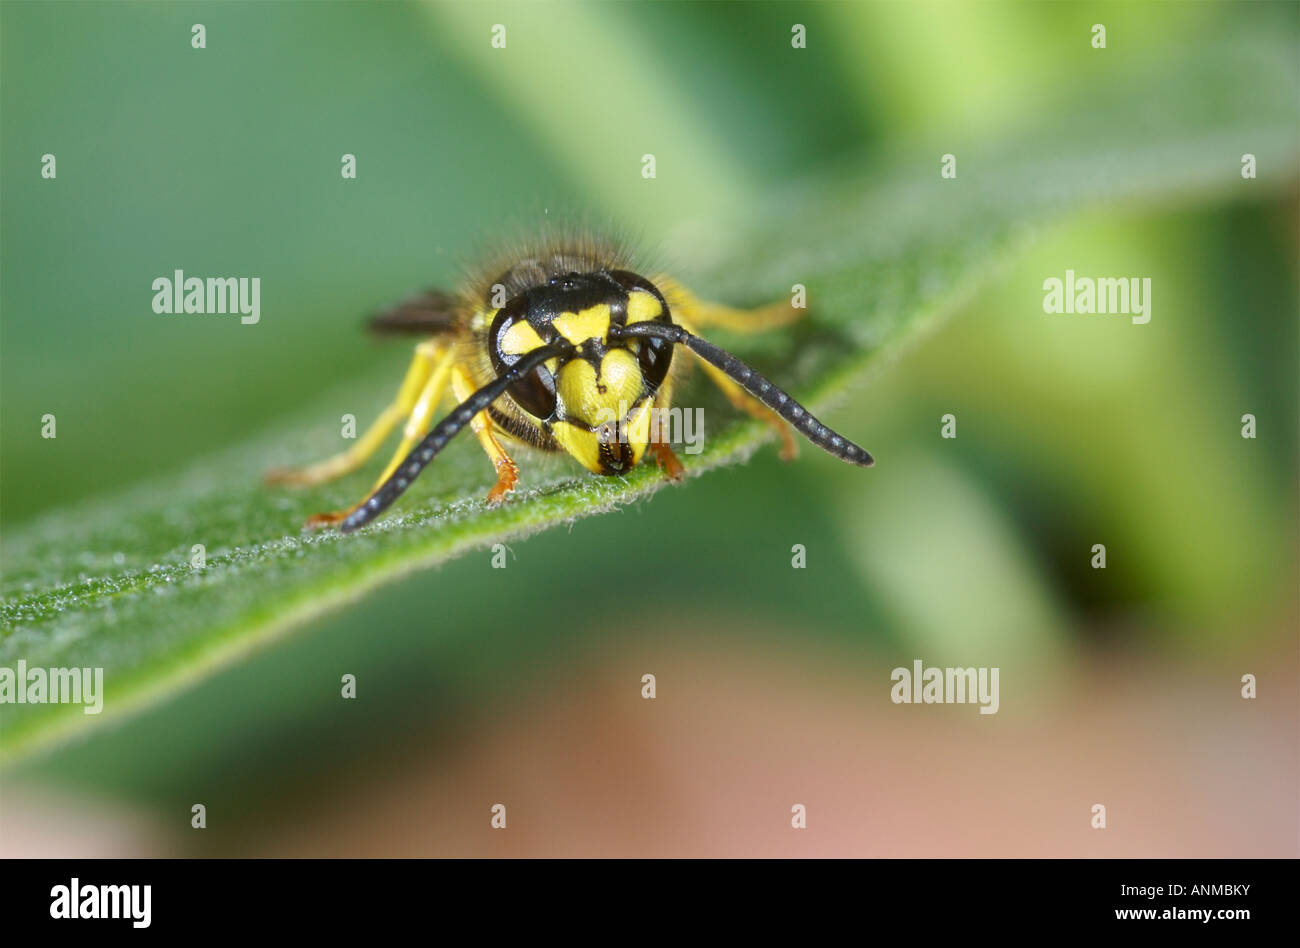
[1,2,1296,856]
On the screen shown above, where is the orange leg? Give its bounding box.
[648,440,685,482]
[452,365,519,505]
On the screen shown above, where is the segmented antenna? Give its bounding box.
[612,321,874,467]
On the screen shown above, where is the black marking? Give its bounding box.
[598,433,635,475]
[522,271,627,332]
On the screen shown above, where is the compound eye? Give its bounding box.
[635,335,672,392]
[488,301,559,419]
[486,299,555,418]
[508,363,557,419]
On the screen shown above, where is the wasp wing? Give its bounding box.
[367,288,461,337]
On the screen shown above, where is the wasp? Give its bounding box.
[267,233,873,531]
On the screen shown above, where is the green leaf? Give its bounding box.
[2,36,1296,763]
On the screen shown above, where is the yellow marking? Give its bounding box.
[624,395,654,466]
[552,304,611,346]
[555,359,599,421]
[501,319,545,356]
[626,289,662,323]
[555,349,644,425]
[549,420,603,474]
[550,395,654,474]
[597,349,643,404]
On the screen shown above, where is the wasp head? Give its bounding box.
[488,269,673,474]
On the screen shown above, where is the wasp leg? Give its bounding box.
[648,440,685,482]
[267,340,446,487]
[451,364,519,506]
[304,344,457,528]
[672,312,799,461]
[654,275,806,333]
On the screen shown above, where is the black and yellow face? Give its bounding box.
[487,269,674,474]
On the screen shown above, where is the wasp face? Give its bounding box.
[488,269,674,474]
